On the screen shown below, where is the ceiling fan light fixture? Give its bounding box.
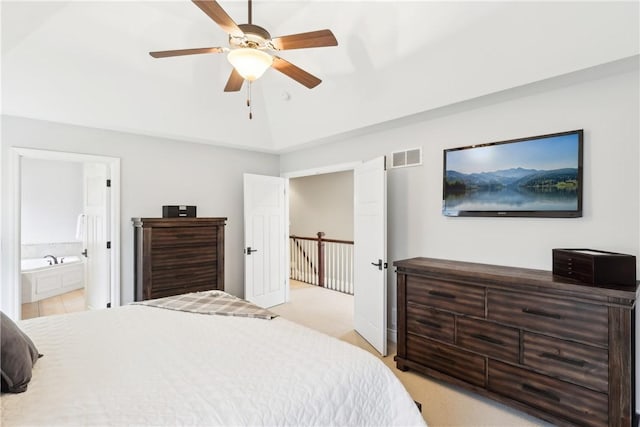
[227,48,273,81]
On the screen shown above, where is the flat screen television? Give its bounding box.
[443,130,583,218]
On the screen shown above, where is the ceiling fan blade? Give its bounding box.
[271,29,338,50]
[192,0,244,38]
[149,47,225,58]
[224,68,244,92]
[272,56,321,89]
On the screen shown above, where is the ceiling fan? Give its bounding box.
[149,0,338,93]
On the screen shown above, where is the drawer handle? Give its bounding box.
[521,308,562,319]
[428,290,456,300]
[415,319,442,329]
[540,352,586,367]
[470,333,503,346]
[522,384,560,402]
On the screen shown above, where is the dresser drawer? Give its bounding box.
[149,287,188,299]
[407,303,454,343]
[151,265,216,291]
[406,276,485,317]
[487,290,608,346]
[488,360,608,427]
[456,317,519,363]
[407,334,486,387]
[151,245,217,268]
[523,332,608,392]
[148,282,218,300]
[151,226,218,248]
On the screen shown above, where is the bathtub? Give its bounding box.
[21,256,85,303]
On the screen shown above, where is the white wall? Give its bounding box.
[281,59,640,400]
[289,171,354,240]
[1,117,280,303]
[21,158,83,244]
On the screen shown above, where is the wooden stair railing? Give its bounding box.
[289,232,354,294]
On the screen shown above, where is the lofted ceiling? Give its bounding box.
[2,1,639,153]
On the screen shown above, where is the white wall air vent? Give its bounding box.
[390,148,422,168]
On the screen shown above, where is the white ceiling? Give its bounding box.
[2,1,638,153]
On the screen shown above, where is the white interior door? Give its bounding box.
[83,163,110,310]
[353,156,387,356]
[243,174,287,308]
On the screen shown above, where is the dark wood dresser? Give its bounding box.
[133,217,226,301]
[394,257,638,427]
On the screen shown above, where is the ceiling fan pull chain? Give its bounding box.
[248,81,253,120]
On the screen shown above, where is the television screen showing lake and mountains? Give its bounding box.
[443,132,581,216]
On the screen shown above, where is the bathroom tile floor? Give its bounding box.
[21,289,86,320]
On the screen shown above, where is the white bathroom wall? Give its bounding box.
[21,158,83,244]
[289,171,354,241]
[21,242,83,259]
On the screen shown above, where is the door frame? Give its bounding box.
[282,163,359,292]
[3,147,121,319]
[281,162,361,180]
[282,162,362,306]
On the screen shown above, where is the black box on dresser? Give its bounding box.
[553,248,636,287]
[162,205,197,218]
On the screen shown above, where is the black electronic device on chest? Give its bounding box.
[162,205,196,218]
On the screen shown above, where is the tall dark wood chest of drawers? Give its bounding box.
[394,257,638,427]
[133,217,226,301]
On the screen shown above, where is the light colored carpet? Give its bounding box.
[271,280,354,338]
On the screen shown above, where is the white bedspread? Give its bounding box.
[1,304,425,426]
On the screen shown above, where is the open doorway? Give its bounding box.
[20,158,86,319]
[2,148,120,321]
[285,168,356,335]
[289,171,354,292]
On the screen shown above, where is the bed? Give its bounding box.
[1,291,425,426]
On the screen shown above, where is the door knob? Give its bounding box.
[246,247,258,255]
[81,249,88,258]
[371,259,383,270]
